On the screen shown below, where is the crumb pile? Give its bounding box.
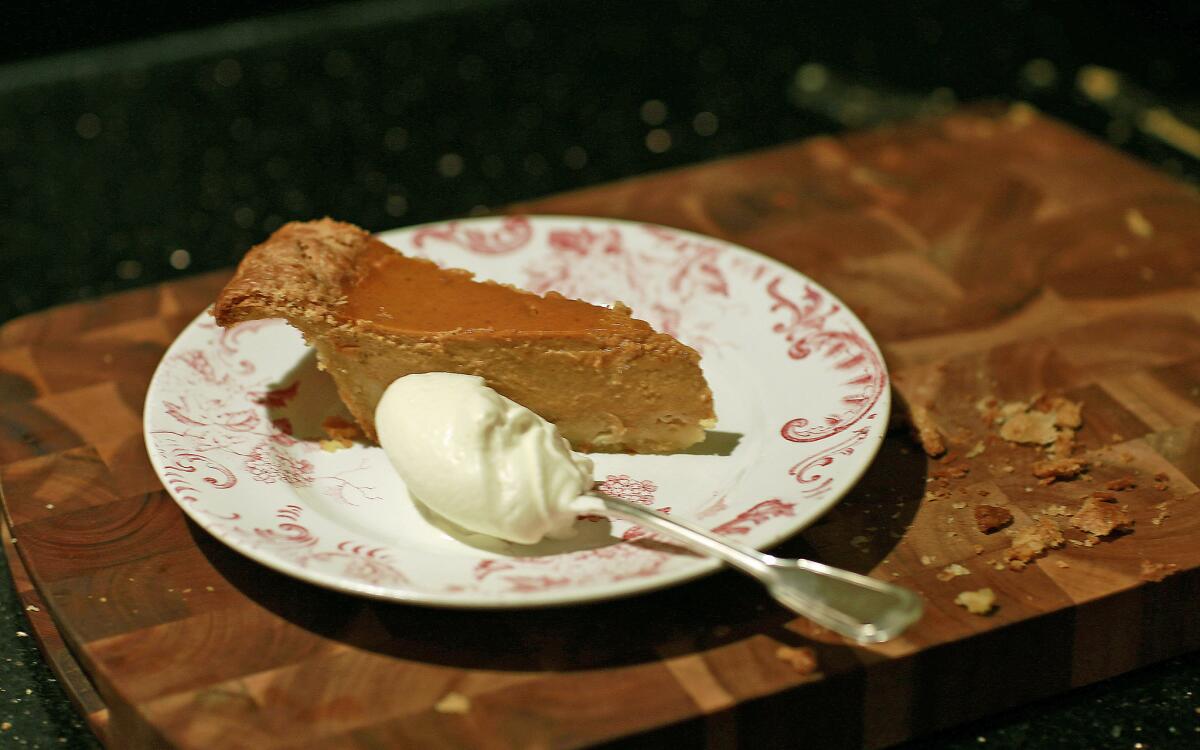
[892,386,1189,617]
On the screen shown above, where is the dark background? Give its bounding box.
[1,0,1197,323]
[0,0,1198,747]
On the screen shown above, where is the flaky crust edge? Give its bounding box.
[209,218,717,447]
[211,218,371,330]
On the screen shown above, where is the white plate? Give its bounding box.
[144,216,890,607]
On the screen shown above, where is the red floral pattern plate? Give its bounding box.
[144,216,890,607]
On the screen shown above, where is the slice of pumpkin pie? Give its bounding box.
[211,219,716,453]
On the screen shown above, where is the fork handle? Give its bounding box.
[595,492,922,643]
[596,493,774,576]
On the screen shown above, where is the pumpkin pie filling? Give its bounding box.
[212,219,716,453]
[344,242,640,336]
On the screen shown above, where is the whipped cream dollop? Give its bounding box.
[375,373,602,545]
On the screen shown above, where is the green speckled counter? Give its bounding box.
[0,555,97,746]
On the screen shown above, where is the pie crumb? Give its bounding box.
[1046,396,1083,429]
[937,563,971,582]
[319,439,351,453]
[1070,495,1134,537]
[988,396,1082,455]
[954,588,997,615]
[1104,475,1137,491]
[931,463,970,480]
[1032,457,1088,484]
[1139,560,1179,582]
[999,411,1058,445]
[1004,518,1064,570]
[906,403,946,457]
[434,692,472,714]
[1125,208,1155,238]
[775,646,819,676]
[322,415,363,441]
[974,504,1013,534]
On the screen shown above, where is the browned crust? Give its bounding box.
[211,218,372,329]
[1003,517,1064,570]
[210,219,717,452]
[973,504,1013,534]
[210,219,673,345]
[1070,495,1134,537]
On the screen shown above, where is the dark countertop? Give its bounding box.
[0,1,1197,746]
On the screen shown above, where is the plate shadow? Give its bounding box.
[189,428,927,674]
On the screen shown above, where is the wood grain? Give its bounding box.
[1,105,1199,748]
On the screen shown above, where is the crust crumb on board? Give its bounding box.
[979,395,1083,456]
[775,646,819,676]
[1125,207,1155,238]
[999,410,1058,445]
[936,563,971,582]
[954,588,997,615]
[1139,560,1179,582]
[931,463,970,480]
[1047,397,1082,429]
[434,692,472,714]
[1104,475,1137,491]
[1004,518,1064,570]
[1032,457,1089,485]
[1153,471,1170,491]
[909,403,947,457]
[1070,495,1134,537]
[974,504,1013,533]
[894,362,947,457]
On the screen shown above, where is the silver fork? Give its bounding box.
[597,492,923,643]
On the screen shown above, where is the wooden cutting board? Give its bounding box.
[1,105,1198,749]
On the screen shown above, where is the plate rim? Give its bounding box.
[143,214,891,608]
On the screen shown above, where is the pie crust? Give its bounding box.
[211,219,716,453]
